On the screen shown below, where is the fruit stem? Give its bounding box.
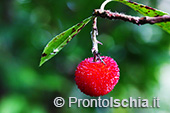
[91,17,101,54]
[91,17,106,65]
[93,51,97,62]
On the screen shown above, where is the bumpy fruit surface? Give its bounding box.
[75,56,120,97]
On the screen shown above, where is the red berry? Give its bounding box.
[75,56,120,97]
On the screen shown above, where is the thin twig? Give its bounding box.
[91,17,105,64]
[93,9,170,25]
[91,17,99,54]
[100,0,112,12]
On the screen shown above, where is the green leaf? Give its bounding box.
[39,16,92,66]
[114,0,170,34]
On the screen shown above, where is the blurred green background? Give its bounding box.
[0,0,170,113]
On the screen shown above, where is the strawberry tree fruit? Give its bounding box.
[75,56,120,97]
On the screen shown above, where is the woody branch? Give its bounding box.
[91,4,170,63]
[93,9,170,25]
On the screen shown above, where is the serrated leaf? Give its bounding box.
[39,16,92,66]
[114,0,170,34]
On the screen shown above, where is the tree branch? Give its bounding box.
[93,9,170,25]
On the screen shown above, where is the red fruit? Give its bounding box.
[75,56,120,97]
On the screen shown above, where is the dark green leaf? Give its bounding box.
[114,0,170,34]
[39,16,92,66]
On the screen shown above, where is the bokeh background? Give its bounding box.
[0,0,170,113]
